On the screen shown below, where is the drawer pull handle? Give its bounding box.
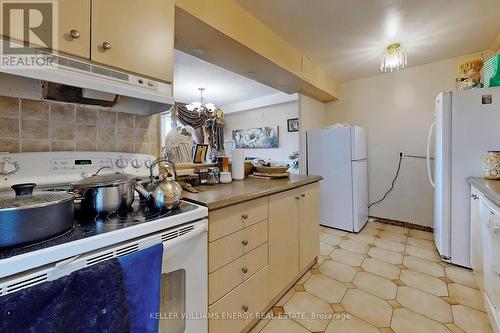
[242,214,249,220]
[69,30,80,39]
[301,193,306,198]
[242,305,248,312]
[242,267,248,274]
[241,239,248,246]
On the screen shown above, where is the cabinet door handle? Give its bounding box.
[301,193,306,198]
[295,196,300,201]
[241,305,248,312]
[69,30,80,39]
[241,239,248,246]
[102,42,112,50]
[241,214,249,220]
[241,267,248,274]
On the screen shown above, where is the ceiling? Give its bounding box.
[173,49,279,106]
[235,0,500,82]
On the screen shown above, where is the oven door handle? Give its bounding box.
[162,219,207,251]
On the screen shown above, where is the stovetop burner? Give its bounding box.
[0,200,200,260]
[94,201,172,225]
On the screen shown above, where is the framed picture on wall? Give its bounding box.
[232,127,279,148]
[287,118,299,132]
[193,144,209,163]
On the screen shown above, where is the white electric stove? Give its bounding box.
[0,151,208,333]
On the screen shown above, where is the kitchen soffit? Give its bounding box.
[173,49,280,106]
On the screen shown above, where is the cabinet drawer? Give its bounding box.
[209,220,268,273]
[209,266,269,333]
[209,197,268,242]
[209,242,268,304]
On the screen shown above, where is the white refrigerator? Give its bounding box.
[429,87,500,268]
[307,126,368,232]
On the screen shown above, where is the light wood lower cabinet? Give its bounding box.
[209,242,268,304]
[207,182,320,332]
[208,196,268,242]
[299,183,320,272]
[269,188,300,297]
[209,266,270,333]
[209,220,268,273]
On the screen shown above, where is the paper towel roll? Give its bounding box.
[231,149,245,181]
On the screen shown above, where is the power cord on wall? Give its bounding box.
[368,152,403,208]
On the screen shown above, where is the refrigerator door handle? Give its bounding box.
[426,121,436,188]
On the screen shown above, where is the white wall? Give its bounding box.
[298,94,326,174]
[224,101,299,162]
[326,52,481,227]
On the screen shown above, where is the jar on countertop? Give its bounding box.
[197,168,208,184]
[207,167,220,185]
[483,151,500,180]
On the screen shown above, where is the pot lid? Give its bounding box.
[70,173,138,189]
[0,183,74,211]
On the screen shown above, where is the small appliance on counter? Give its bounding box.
[0,151,208,333]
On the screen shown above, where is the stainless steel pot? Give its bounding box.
[0,183,74,248]
[70,172,139,215]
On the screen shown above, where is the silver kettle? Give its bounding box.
[135,159,183,210]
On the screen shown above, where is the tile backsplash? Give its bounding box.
[0,95,160,155]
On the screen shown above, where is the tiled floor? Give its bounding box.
[250,219,493,333]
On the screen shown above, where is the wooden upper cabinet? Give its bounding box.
[57,0,91,58]
[91,0,174,82]
[0,0,89,57]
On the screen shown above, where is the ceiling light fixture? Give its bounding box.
[186,87,216,112]
[380,43,407,73]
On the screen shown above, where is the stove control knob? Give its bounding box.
[131,159,142,169]
[144,160,152,168]
[116,158,128,169]
[1,161,19,175]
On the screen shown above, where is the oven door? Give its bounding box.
[159,220,208,333]
[0,219,208,333]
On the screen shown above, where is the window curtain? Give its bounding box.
[171,103,224,152]
[172,103,207,144]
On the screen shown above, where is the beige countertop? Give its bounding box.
[182,174,322,210]
[467,177,500,207]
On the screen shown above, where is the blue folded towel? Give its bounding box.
[119,243,163,333]
[0,258,130,333]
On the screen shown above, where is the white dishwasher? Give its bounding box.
[480,196,500,333]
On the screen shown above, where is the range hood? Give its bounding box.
[0,39,174,114]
